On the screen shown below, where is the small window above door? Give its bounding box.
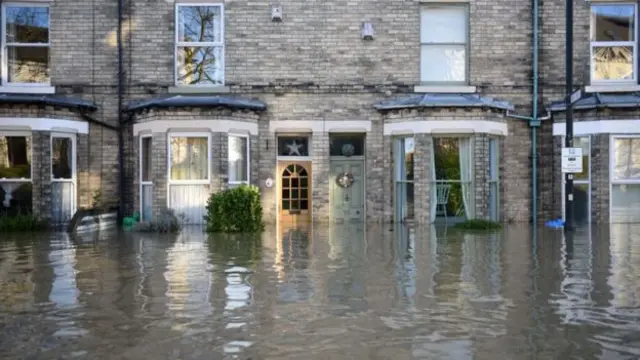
[329,133,365,157]
[278,135,310,157]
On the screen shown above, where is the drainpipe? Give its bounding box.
[117,0,126,225]
[505,0,542,225]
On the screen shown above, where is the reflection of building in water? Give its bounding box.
[552,228,594,323]
[0,237,36,311]
[164,231,213,319]
[609,224,640,308]
[275,224,314,302]
[325,224,367,310]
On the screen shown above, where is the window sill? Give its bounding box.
[168,86,230,94]
[414,85,477,94]
[585,84,640,93]
[0,85,55,94]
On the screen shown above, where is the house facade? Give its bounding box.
[0,0,638,226]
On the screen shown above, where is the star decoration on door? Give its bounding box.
[285,140,304,156]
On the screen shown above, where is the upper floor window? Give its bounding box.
[175,3,224,86]
[1,3,50,86]
[420,5,468,84]
[590,3,637,84]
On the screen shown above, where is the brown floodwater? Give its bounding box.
[0,224,639,359]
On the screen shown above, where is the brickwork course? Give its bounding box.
[0,0,634,224]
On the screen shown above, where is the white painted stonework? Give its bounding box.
[383,120,508,136]
[553,120,640,136]
[133,119,258,135]
[0,118,88,134]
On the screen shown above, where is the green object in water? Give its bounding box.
[123,216,136,227]
[133,211,140,221]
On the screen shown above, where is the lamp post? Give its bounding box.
[564,0,575,231]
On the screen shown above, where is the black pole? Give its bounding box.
[564,0,574,231]
[117,0,126,226]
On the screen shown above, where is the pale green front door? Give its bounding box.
[330,160,365,223]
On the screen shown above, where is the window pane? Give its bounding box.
[170,137,208,180]
[395,137,414,181]
[176,46,223,85]
[611,184,640,223]
[177,5,222,43]
[613,138,640,180]
[5,6,49,43]
[141,137,152,182]
[592,46,634,81]
[421,45,466,82]
[420,7,467,43]
[573,183,590,225]
[228,136,248,182]
[7,46,49,83]
[574,137,590,181]
[52,138,72,180]
[396,181,415,221]
[591,4,635,42]
[0,136,31,179]
[329,133,365,157]
[278,136,310,157]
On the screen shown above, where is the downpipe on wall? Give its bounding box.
[505,0,549,225]
[117,0,126,225]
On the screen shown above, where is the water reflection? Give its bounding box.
[0,225,640,358]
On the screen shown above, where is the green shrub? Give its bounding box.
[205,185,264,233]
[453,219,503,231]
[0,213,48,232]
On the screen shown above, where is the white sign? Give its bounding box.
[562,147,583,173]
[570,89,582,105]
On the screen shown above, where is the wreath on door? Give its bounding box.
[336,172,355,188]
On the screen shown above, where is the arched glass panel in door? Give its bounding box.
[281,164,309,213]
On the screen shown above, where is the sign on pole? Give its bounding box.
[562,147,583,173]
[569,89,582,106]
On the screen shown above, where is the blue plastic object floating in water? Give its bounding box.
[545,218,565,228]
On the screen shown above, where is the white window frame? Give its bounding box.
[561,135,591,224]
[228,133,250,185]
[589,2,638,85]
[167,132,211,185]
[0,130,32,182]
[0,2,53,91]
[419,4,469,85]
[394,136,415,223]
[139,134,152,221]
[50,132,76,182]
[488,137,500,222]
[275,134,312,162]
[174,3,225,87]
[609,134,640,222]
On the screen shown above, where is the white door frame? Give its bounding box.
[139,134,152,221]
[50,132,77,220]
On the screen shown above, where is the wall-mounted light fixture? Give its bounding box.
[271,5,283,22]
[361,22,374,40]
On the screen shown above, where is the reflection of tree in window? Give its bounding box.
[0,136,30,178]
[52,138,72,179]
[5,6,50,83]
[177,6,222,85]
[281,164,309,212]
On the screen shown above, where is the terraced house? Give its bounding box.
[0,0,638,226]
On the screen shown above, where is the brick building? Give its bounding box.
[0,0,638,226]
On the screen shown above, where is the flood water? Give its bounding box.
[1,224,640,359]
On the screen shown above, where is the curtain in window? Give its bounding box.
[458,137,472,219]
[170,137,208,181]
[228,136,247,182]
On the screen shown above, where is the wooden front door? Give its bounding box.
[278,162,312,224]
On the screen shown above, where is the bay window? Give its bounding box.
[1,3,50,86]
[590,3,637,84]
[611,136,640,223]
[169,135,210,182]
[394,137,415,222]
[175,4,224,86]
[420,5,468,84]
[228,134,249,185]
